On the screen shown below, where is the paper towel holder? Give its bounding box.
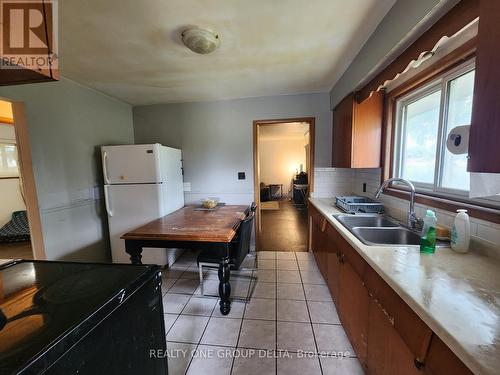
[446,125,470,155]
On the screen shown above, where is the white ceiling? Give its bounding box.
[59,0,395,106]
[259,122,309,141]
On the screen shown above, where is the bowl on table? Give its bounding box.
[201,198,219,209]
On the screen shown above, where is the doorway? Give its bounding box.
[253,118,315,252]
[0,98,45,260]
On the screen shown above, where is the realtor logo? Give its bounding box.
[0,0,58,70]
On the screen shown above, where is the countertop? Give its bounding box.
[309,198,500,375]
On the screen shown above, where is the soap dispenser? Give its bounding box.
[420,210,437,254]
[451,209,470,253]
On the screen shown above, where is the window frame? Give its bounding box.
[382,48,500,222]
[393,59,479,199]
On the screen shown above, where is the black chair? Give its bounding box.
[197,212,256,296]
[250,202,257,212]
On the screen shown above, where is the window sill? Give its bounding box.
[383,187,500,224]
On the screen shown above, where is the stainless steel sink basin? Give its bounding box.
[335,215,399,228]
[333,214,425,246]
[351,227,421,246]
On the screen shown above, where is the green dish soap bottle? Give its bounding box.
[420,210,437,254]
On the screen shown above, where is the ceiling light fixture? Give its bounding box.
[181,27,220,55]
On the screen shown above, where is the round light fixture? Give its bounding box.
[181,27,220,54]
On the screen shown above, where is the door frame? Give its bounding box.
[1,98,46,259]
[253,117,315,251]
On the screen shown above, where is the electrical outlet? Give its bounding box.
[238,172,246,180]
[183,182,191,192]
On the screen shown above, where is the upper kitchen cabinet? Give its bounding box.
[332,90,384,168]
[467,0,500,173]
[0,0,59,85]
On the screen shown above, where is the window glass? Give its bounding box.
[0,143,19,177]
[440,70,475,191]
[400,90,441,184]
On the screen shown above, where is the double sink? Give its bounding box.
[333,214,422,246]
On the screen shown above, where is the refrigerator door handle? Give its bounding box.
[103,151,110,185]
[104,185,113,217]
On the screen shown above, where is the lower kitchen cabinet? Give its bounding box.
[367,297,422,375]
[310,208,329,281]
[326,247,340,303]
[338,258,369,366]
[424,335,473,375]
[308,202,474,375]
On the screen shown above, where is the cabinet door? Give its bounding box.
[424,335,473,375]
[352,91,384,168]
[367,298,421,375]
[364,267,432,362]
[338,259,369,366]
[332,94,354,167]
[467,0,500,172]
[326,242,340,304]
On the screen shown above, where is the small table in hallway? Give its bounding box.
[121,205,249,315]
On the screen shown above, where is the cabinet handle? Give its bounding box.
[414,358,425,370]
[339,253,345,264]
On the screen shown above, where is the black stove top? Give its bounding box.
[0,260,154,375]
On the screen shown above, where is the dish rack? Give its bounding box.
[335,196,384,214]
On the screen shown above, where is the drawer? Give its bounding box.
[328,225,367,277]
[364,267,432,363]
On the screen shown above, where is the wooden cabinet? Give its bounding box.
[325,225,341,304]
[308,205,473,374]
[364,267,432,364]
[338,258,369,366]
[467,0,500,173]
[424,335,473,375]
[332,91,384,168]
[367,297,422,375]
[309,205,328,281]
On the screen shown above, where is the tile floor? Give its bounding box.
[161,250,364,375]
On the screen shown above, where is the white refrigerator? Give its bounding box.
[101,144,185,265]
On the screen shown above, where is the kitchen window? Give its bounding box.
[393,60,475,198]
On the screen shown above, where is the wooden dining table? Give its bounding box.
[121,205,249,315]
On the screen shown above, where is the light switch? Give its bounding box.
[238,172,246,180]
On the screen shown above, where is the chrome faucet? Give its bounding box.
[374,178,421,230]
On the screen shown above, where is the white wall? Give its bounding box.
[259,137,306,196]
[0,79,134,261]
[133,92,332,205]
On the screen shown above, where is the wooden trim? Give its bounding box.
[253,117,315,251]
[383,187,500,224]
[382,41,477,182]
[11,102,46,259]
[0,116,14,125]
[359,0,479,102]
[374,25,500,222]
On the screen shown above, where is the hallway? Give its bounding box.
[260,201,308,252]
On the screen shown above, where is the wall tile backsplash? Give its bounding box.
[313,168,354,198]
[313,167,500,248]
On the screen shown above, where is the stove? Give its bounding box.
[0,260,167,375]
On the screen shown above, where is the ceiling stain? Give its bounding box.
[59,0,396,105]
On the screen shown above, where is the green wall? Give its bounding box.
[0,78,134,261]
